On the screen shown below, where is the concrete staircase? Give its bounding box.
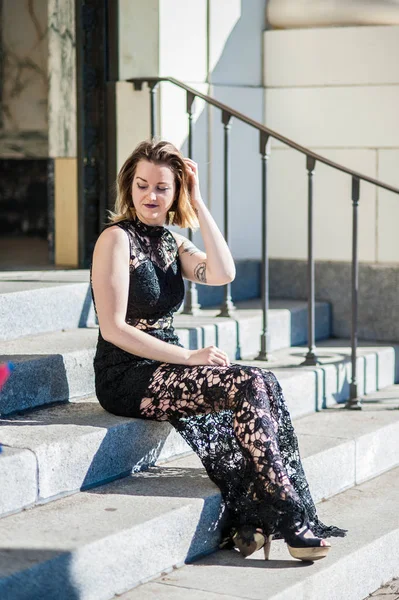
[0,271,398,600]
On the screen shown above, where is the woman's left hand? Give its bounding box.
[184,158,203,211]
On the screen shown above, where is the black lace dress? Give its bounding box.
[92,217,346,545]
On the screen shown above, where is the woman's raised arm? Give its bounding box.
[174,158,236,286]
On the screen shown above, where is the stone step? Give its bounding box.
[0,401,191,517]
[175,298,331,358]
[1,404,398,600]
[1,383,398,523]
[0,271,330,346]
[0,272,96,342]
[248,338,399,419]
[123,466,399,600]
[0,263,265,341]
[0,300,331,415]
[0,328,98,415]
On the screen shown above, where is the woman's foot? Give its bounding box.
[284,523,331,561]
[232,526,266,558]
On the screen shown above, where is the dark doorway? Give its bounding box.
[0,158,50,269]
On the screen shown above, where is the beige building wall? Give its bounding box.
[115,0,267,258]
[101,2,399,264]
[264,25,399,264]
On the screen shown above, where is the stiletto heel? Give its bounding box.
[284,523,331,562]
[232,527,266,558]
[263,535,273,560]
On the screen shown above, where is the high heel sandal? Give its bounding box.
[232,526,272,559]
[283,523,331,562]
[233,523,331,562]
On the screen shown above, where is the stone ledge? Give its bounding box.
[0,402,191,516]
[1,333,397,419]
[124,467,399,600]
[1,388,398,519]
[242,339,399,417]
[1,457,398,599]
[0,282,96,341]
[0,300,331,415]
[0,470,223,600]
[0,446,37,515]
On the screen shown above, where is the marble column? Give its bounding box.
[0,0,48,157]
[48,0,78,266]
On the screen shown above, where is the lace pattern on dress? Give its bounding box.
[140,362,347,543]
[122,219,177,274]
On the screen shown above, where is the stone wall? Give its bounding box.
[264,25,399,264]
[269,259,399,342]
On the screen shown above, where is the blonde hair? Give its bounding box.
[109,139,199,229]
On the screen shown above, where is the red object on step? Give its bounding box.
[0,362,13,454]
[0,362,13,391]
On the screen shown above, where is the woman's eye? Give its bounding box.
[137,184,147,190]
[158,187,169,192]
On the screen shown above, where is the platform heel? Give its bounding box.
[284,523,331,562]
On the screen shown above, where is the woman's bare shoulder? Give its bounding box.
[94,224,130,256]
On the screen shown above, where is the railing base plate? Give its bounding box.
[301,353,321,366]
[344,398,363,410]
[217,304,236,318]
[181,306,201,316]
[254,352,274,362]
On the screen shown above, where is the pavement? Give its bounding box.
[367,579,399,600]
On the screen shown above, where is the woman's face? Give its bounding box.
[132,160,176,225]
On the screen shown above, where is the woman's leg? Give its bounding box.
[140,363,311,537]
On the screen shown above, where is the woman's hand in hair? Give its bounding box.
[184,158,203,211]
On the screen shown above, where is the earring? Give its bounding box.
[168,210,175,225]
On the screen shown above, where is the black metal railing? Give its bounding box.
[128,76,399,409]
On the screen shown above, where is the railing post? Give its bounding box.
[149,82,158,138]
[345,177,362,409]
[218,111,236,317]
[302,155,320,366]
[256,132,272,360]
[182,91,201,315]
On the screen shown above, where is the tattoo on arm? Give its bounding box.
[181,240,201,257]
[194,262,207,283]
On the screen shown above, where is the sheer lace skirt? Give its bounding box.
[140,362,346,543]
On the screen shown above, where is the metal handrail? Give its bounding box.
[128,76,399,196]
[128,75,399,410]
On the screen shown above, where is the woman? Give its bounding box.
[91,139,345,562]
